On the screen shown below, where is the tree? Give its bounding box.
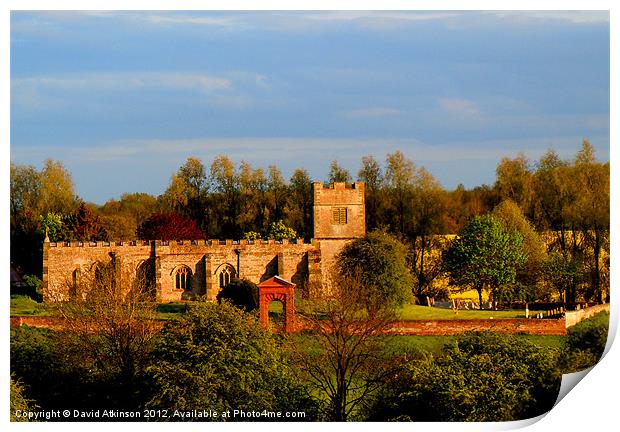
[384,150,415,235]
[267,165,287,223]
[38,212,67,242]
[64,202,109,241]
[216,278,258,311]
[53,263,160,410]
[492,199,547,302]
[370,332,562,421]
[337,231,413,310]
[357,155,386,232]
[99,193,158,240]
[569,141,609,302]
[146,302,317,419]
[39,159,78,215]
[209,155,242,238]
[267,220,297,241]
[294,272,397,421]
[162,157,207,222]
[285,168,313,240]
[408,167,447,301]
[328,160,352,183]
[543,253,582,303]
[494,153,533,211]
[136,213,205,240]
[11,160,79,275]
[443,215,526,309]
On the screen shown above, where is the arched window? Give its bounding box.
[174,266,192,291]
[217,264,236,289]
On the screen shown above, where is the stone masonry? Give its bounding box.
[42,182,366,303]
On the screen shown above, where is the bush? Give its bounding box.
[146,302,318,420]
[370,332,562,421]
[564,311,609,372]
[216,278,258,311]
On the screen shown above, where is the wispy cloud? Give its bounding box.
[13,72,232,93]
[11,10,609,38]
[342,107,402,119]
[438,98,481,118]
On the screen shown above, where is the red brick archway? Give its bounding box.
[258,276,296,333]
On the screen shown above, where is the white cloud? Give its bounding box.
[342,107,402,119]
[438,98,481,117]
[12,10,608,38]
[13,72,232,93]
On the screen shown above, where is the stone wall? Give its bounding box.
[11,315,568,336]
[43,239,319,302]
[564,303,610,328]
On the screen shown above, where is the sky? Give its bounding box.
[10,10,610,204]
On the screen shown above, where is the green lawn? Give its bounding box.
[10,295,50,316]
[291,333,565,357]
[396,304,525,320]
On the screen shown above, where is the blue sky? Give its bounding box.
[10,10,610,204]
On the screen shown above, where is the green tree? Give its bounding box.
[38,212,67,242]
[492,199,547,302]
[337,231,413,310]
[146,302,317,420]
[443,215,526,309]
[543,253,581,303]
[267,220,297,241]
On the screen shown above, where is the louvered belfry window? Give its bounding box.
[332,207,348,225]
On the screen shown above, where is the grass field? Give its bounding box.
[291,333,566,357]
[396,304,525,320]
[10,295,50,316]
[10,297,527,320]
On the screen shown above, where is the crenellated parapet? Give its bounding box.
[47,238,312,248]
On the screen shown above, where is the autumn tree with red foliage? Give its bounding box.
[136,213,206,240]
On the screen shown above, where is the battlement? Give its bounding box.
[47,238,313,248]
[314,181,365,190]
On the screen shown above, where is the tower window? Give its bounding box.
[332,207,348,225]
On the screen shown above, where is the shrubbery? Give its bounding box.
[369,332,562,421]
[563,311,609,372]
[216,278,258,311]
[145,302,318,420]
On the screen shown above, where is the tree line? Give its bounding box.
[10,140,609,304]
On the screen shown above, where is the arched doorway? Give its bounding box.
[258,276,296,333]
